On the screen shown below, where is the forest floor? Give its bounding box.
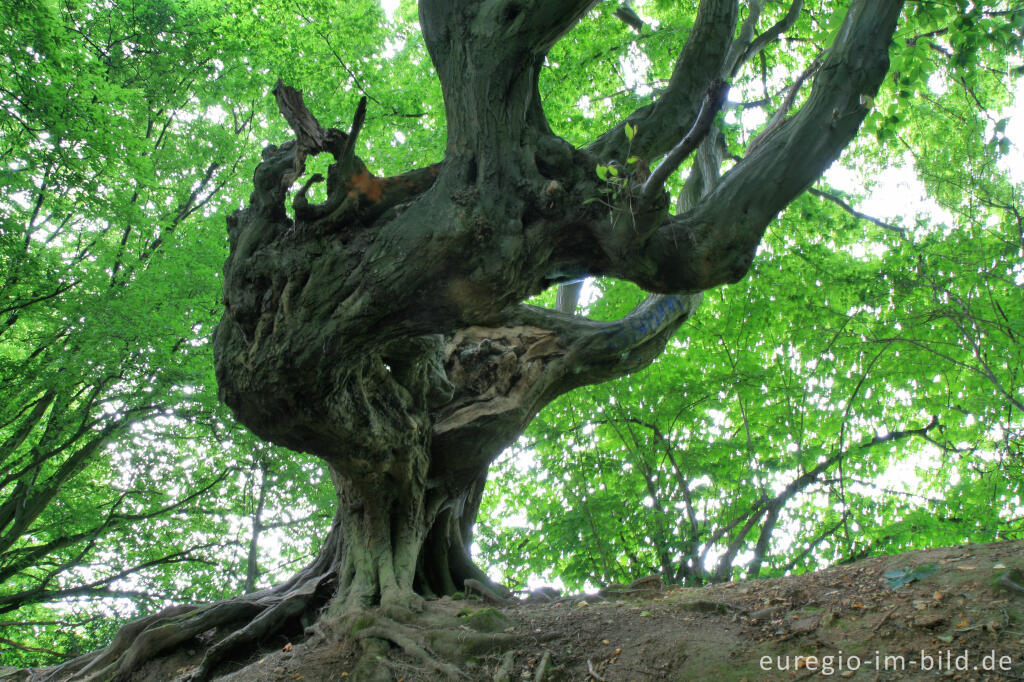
[62,539,1024,681]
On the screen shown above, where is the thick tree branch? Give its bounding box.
[430,294,702,481]
[614,4,646,33]
[588,0,738,163]
[423,0,598,57]
[724,0,766,77]
[624,0,904,293]
[555,279,585,315]
[273,80,327,155]
[509,0,600,53]
[420,0,596,150]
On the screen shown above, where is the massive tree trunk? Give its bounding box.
[44,0,905,679]
[212,0,901,614]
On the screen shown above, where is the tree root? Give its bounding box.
[38,568,333,682]
[492,650,515,682]
[355,624,464,679]
[309,603,517,682]
[187,572,331,681]
[585,658,606,681]
[533,651,551,682]
[35,501,513,682]
[42,601,262,682]
[39,590,521,682]
[464,578,514,606]
[999,569,1024,597]
[37,604,198,681]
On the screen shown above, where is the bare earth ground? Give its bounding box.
[31,540,1024,681]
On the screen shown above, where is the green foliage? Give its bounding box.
[0,0,354,663]
[478,1,1023,593]
[0,0,1022,666]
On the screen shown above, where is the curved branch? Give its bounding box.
[510,0,601,54]
[641,79,729,204]
[807,187,907,235]
[587,0,738,163]
[725,0,804,78]
[724,0,766,78]
[619,0,904,293]
[430,293,702,478]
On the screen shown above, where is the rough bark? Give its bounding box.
[43,1,905,679]
[210,0,900,613]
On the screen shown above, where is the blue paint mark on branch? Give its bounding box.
[599,295,689,350]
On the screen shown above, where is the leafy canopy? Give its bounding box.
[1,0,1022,664]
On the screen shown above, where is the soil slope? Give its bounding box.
[17,540,1024,681]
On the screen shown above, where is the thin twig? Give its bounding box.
[807,187,906,235]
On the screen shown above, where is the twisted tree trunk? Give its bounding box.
[42,0,904,679]
[212,0,901,618]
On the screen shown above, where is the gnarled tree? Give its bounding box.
[45,0,906,679]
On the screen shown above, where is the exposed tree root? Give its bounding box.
[41,577,519,682]
[492,650,515,682]
[585,658,606,682]
[355,625,464,679]
[533,651,551,682]
[39,604,200,681]
[464,578,514,606]
[186,571,332,681]
[304,603,516,682]
[29,474,521,682]
[41,579,329,682]
[38,521,343,682]
[42,600,263,682]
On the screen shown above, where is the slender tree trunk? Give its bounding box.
[243,462,268,594]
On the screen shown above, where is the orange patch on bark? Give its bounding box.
[348,169,384,202]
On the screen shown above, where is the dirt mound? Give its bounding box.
[21,540,1024,681]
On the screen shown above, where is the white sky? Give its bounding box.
[380,0,399,21]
